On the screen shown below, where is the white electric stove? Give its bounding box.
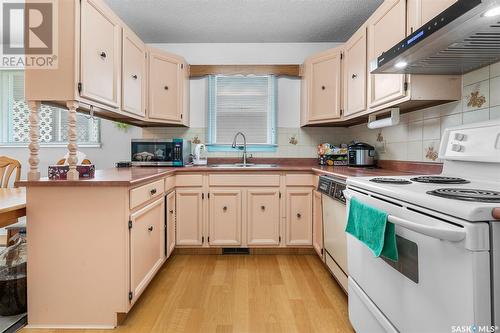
[344,119,500,333]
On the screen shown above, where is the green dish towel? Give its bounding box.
[345,197,398,262]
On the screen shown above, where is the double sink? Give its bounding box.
[210,163,279,168]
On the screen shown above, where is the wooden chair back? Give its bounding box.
[0,156,21,188]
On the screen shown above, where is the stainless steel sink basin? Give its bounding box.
[210,163,279,168]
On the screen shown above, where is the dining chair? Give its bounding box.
[0,156,21,188]
[0,156,23,246]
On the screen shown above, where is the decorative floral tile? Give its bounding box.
[463,80,489,112]
[423,141,440,161]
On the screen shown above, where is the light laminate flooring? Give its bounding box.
[22,254,353,333]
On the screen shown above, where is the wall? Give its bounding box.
[347,62,500,163]
[144,43,350,158]
[0,119,142,179]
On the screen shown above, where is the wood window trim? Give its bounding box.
[189,65,301,78]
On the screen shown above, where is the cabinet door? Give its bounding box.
[312,190,323,258]
[122,28,146,117]
[307,49,342,122]
[286,188,313,246]
[343,28,367,117]
[208,189,242,246]
[247,188,281,246]
[176,189,203,246]
[80,0,121,107]
[368,0,407,108]
[148,50,182,122]
[166,191,176,258]
[129,198,165,303]
[408,0,457,33]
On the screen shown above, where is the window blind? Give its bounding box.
[208,75,276,150]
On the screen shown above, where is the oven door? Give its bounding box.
[131,141,174,163]
[344,188,491,333]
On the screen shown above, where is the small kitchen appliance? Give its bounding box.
[348,142,376,167]
[131,139,191,166]
[193,144,208,165]
[344,119,500,332]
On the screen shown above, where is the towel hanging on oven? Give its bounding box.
[345,197,398,262]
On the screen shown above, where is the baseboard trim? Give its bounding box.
[174,247,315,255]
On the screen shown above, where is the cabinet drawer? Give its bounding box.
[285,174,314,186]
[209,174,280,187]
[130,179,165,209]
[176,174,203,187]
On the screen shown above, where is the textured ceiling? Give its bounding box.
[104,0,383,43]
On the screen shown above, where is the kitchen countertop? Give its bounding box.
[17,159,442,188]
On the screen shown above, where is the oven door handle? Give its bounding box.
[344,191,466,242]
[387,215,465,242]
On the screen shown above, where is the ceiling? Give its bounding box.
[104,0,383,43]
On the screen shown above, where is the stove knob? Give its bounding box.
[454,133,466,141]
[451,144,464,152]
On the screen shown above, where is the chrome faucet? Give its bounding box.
[231,132,248,165]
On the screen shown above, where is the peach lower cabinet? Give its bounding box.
[24,171,319,328]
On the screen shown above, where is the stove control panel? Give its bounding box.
[440,119,500,163]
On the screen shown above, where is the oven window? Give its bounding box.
[382,235,419,284]
[132,143,173,162]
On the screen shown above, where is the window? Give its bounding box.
[0,70,100,146]
[207,75,277,151]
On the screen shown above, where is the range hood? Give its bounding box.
[371,0,500,75]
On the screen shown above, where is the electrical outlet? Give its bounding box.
[375,141,386,154]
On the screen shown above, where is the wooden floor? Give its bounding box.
[22,254,353,333]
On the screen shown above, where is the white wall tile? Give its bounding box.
[491,106,500,120]
[439,101,462,117]
[490,75,500,108]
[440,113,462,133]
[423,105,442,119]
[463,66,490,86]
[407,141,423,162]
[463,109,490,124]
[423,118,441,140]
[407,121,423,142]
[490,61,500,78]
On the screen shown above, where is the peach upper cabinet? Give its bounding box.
[80,0,121,108]
[343,27,367,117]
[208,189,242,246]
[301,47,343,125]
[367,0,407,109]
[25,0,190,127]
[148,47,190,125]
[121,27,147,118]
[407,0,458,33]
[247,188,281,246]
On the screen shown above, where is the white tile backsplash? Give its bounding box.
[347,61,500,162]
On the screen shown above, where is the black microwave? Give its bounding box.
[131,139,191,166]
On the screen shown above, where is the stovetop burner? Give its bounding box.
[427,188,500,203]
[370,178,412,185]
[411,176,470,184]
